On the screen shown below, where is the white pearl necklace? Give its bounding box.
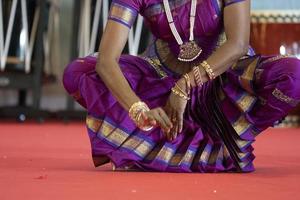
[163,0,202,62]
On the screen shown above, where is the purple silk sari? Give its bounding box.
[63,0,300,172]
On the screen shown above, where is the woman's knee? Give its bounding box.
[274,57,300,99]
[63,58,95,94]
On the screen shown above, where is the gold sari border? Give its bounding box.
[108,2,137,28]
[238,57,259,94]
[141,57,168,79]
[169,149,196,167]
[235,93,257,113]
[86,115,155,158]
[232,115,252,137]
[260,55,294,65]
[86,116,250,169]
[199,143,213,164]
[272,88,300,107]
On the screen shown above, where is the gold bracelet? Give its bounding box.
[175,83,189,97]
[200,61,216,80]
[192,66,203,87]
[183,73,191,94]
[129,102,147,119]
[129,101,153,131]
[136,111,154,131]
[171,87,190,100]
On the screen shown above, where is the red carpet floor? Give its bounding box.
[0,122,299,200]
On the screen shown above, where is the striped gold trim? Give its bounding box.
[169,149,195,166]
[208,146,221,165]
[199,144,212,164]
[86,116,253,169]
[121,135,142,150]
[238,57,259,94]
[232,115,251,136]
[238,152,249,160]
[156,146,175,163]
[236,138,252,149]
[86,116,153,157]
[260,55,291,65]
[236,94,256,112]
[86,116,102,132]
[239,161,249,169]
[108,2,137,27]
[135,141,153,157]
[142,57,168,79]
[272,88,300,107]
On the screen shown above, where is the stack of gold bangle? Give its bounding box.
[183,73,191,94]
[171,83,190,100]
[129,101,153,131]
[200,61,216,80]
[192,66,204,87]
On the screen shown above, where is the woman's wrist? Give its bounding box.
[177,78,188,93]
[199,66,209,83]
[186,67,209,88]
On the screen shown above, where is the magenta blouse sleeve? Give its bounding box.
[108,0,142,28]
[224,0,246,7]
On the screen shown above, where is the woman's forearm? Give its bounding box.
[96,58,140,111]
[183,0,250,88]
[206,40,248,76]
[182,40,248,88]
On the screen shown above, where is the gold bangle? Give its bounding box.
[192,66,204,87]
[129,101,147,119]
[171,87,190,100]
[183,73,191,94]
[175,83,189,97]
[129,101,153,131]
[200,61,216,80]
[136,111,154,131]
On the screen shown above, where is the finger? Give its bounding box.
[165,128,172,141]
[177,111,184,134]
[153,112,172,140]
[158,108,173,129]
[171,109,178,140]
[174,111,181,136]
[141,111,148,120]
[164,103,172,120]
[143,112,157,127]
[153,112,169,131]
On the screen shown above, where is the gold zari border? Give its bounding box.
[109,2,136,27]
[232,115,251,136]
[236,94,256,112]
[272,88,299,107]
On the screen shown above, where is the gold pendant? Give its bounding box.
[178,41,202,62]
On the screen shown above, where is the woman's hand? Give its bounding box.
[164,79,188,140]
[140,108,173,140]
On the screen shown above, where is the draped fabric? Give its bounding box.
[63,0,300,172]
